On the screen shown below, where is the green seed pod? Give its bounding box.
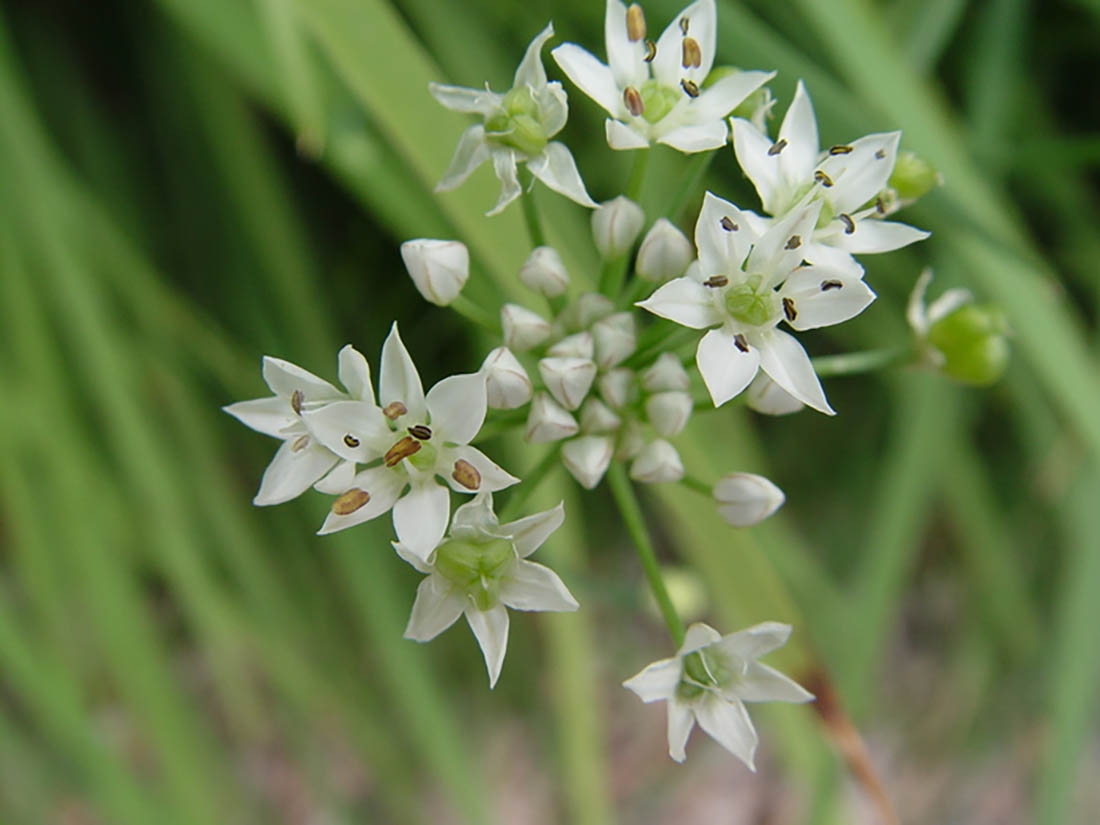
[888,150,940,202]
[926,304,1010,387]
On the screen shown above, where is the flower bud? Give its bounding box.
[525,392,579,443]
[635,218,693,282]
[630,439,684,484]
[645,391,693,437]
[558,292,615,333]
[926,304,1010,387]
[501,303,551,352]
[598,367,636,409]
[713,473,785,527]
[615,419,645,460]
[400,239,469,306]
[592,196,645,259]
[579,398,621,434]
[539,356,598,410]
[888,150,940,202]
[519,246,570,297]
[641,352,690,392]
[547,331,594,360]
[481,347,532,409]
[561,435,614,489]
[746,373,804,416]
[591,312,636,369]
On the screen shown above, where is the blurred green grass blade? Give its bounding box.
[889,0,970,74]
[965,0,1026,157]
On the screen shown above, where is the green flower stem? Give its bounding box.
[500,446,561,523]
[625,148,650,202]
[679,475,712,497]
[596,254,628,299]
[519,174,546,249]
[810,347,910,377]
[606,464,685,647]
[449,294,499,333]
[471,408,528,445]
[666,150,716,222]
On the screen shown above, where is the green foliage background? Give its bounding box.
[1,0,1098,822]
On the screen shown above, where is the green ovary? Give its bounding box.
[485,87,548,156]
[675,649,735,701]
[433,537,515,610]
[638,80,680,125]
[723,274,778,327]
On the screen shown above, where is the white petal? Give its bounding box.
[696,328,760,407]
[667,701,696,763]
[746,372,804,416]
[636,277,722,329]
[337,345,374,401]
[716,621,792,660]
[623,657,682,702]
[404,574,466,641]
[551,43,622,117]
[315,459,356,495]
[435,124,491,192]
[606,118,651,150]
[425,372,487,444]
[738,662,815,703]
[604,0,648,88]
[392,540,433,574]
[302,400,389,462]
[824,131,899,215]
[656,120,728,153]
[501,560,579,611]
[392,481,451,561]
[695,191,755,276]
[927,287,974,325]
[756,329,833,415]
[680,622,723,654]
[379,323,427,422]
[513,23,554,89]
[780,267,876,331]
[262,356,342,401]
[686,70,774,123]
[254,439,338,505]
[730,118,783,216]
[223,396,296,438]
[695,696,759,770]
[905,268,934,335]
[429,83,502,116]
[466,604,510,688]
[487,149,523,216]
[449,490,499,537]
[526,142,598,208]
[747,200,822,286]
[821,218,930,255]
[317,466,404,534]
[501,501,565,558]
[561,434,615,489]
[652,0,716,86]
[440,445,520,494]
[800,238,864,275]
[778,80,819,194]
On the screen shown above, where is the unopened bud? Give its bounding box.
[400,239,469,306]
[591,312,637,369]
[481,347,533,409]
[525,392,579,443]
[645,391,693,437]
[579,398,621,434]
[746,373,804,416]
[598,367,636,409]
[561,435,615,489]
[563,292,615,332]
[592,196,645,259]
[547,331,594,360]
[539,356,598,410]
[519,246,570,297]
[501,303,551,352]
[713,473,785,527]
[641,352,690,392]
[888,150,940,202]
[615,419,645,460]
[630,439,684,484]
[926,303,1010,387]
[635,218,693,282]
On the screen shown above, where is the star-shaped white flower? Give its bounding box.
[399,493,578,688]
[223,348,373,505]
[624,621,813,765]
[304,324,518,560]
[432,24,597,215]
[730,80,929,274]
[552,0,773,153]
[637,191,877,413]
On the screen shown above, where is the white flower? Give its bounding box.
[592,196,645,258]
[400,239,469,306]
[636,218,694,282]
[481,347,533,409]
[637,191,877,413]
[400,493,578,688]
[713,473,785,526]
[623,621,813,765]
[303,325,518,560]
[730,80,929,274]
[431,24,597,215]
[553,0,773,152]
[224,349,369,505]
[519,246,570,297]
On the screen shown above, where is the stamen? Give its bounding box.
[782,297,797,322]
[382,401,407,420]
[681,37,701,69]
[626,3,646,41]
[814,170,834,187]
[643,39,656,62]
[838,213,855,234]
[704,275,729,288]
[384,436,421,467]
[820,279,843,292]
[332,488,370,516]
[875,196,887,215]
[679,16,689,35]
[407,424,432,440]
[767,138,787,156]
[828,144,853,155]
[733,333,750,353]
[680,79,700,98]
[875,148,886,160]
[719,216,739,232]
[784,235,801,250]
[290,389,304,415]
[452,459,482,491]
[343,434,360,448]
[623,86,645,117]
[291,434,310,453]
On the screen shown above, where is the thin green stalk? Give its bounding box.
[450,294,500,333]
[520,175,546,248]
[626,148,650,202]
[501,446,562,522]
[810,347,910,378]
[667,150,716,222]
[679,475,712,496]
[607,464,685,646]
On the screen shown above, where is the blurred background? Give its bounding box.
[1,0,1099,822]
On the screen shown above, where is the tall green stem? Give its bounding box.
[625,149,650,202]
[666,150,716,222]
[520,179,546,249]
[811,347,911,377]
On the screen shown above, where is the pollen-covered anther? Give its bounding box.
[384,435,421,467]
[382,401,408,420]
[814,170,834,187]
[720,216,738,232]
[704,275,728,288]
[767,138,788,156]
[624,86,645,117]
[782,297,798,322]
[828,144,853,155]
[626,3,646,41]
[291,434,310,453]
[332,488,370,516]
[644,39,657,62]
[784,234,801,250]
[680,78,700,98]
[820,279,843,292]
[875,196,887,215]
[875,148,886,160]
[681,37,701,68]
[407,424,432,440]
[290,389,304,415]
[733,333,750,353]
[839,213,855,234]
[343,434,360,448]
[452,459,482,490]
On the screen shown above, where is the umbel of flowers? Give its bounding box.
[225,0,998,771]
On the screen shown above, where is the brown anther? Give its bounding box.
[820,279,844,292]
[814,170,834,187]
[643,39,657,62]
[733,333,750,353]
[719,215,738,232]
[784,234,802,250]
[290,434,311,453]
[704,275,729,288]
[828,144,853,155]
[680,79,700,98]
[332,488,370,516]
[679,15,689,35]
[767,138,788,156]
[838,213,855,235]
[875,196,887,215]
[875,148,886,160]
[782,296,798,322]
[343,434,360,448]
[451,459,482,491]
[681,37,702,68]
[382,401,408,420]
[384,436,421,468]
[407,424,432,441]
[623,86,645,117]
[626,3,646,41]
[290,389,304,415]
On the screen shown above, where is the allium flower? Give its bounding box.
[730,80,929,274]
[431,24,597,215]
[637,192,876,413]
[552,0,773,152]
[624,622,812,765]
[304,325,517,560]
[400,493,578,688]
